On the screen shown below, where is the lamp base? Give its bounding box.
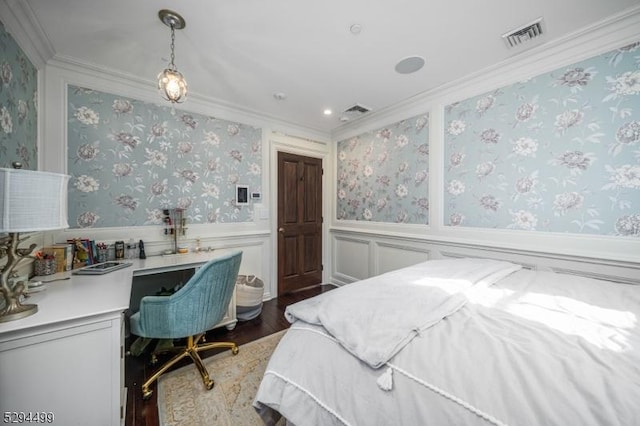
[0,302,38,323]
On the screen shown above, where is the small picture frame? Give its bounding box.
[236,185,249,206]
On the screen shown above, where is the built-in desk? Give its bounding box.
[0,250,238,426]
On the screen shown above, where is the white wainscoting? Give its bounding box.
[331,228,640,286]
[374,242,431,276]
[332,235,370,283]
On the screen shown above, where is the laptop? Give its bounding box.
[72,261,133,275]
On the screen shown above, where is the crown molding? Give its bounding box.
[47,54,330,143]
[331,4,640,141]
[0,0,55,69]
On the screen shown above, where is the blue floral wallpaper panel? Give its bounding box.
[67,86,262,228]
[444,41,640,237]
[0,20,38,170]
[336,113,429,223]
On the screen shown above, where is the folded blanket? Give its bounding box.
[285,258,522,368]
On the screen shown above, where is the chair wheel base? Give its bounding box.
[142,387,153,400]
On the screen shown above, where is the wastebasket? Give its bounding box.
[236,274,264,321]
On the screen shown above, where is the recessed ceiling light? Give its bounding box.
[349,24,362,35]
[323,109,333,116]
[273,92,287,100]
[395,55,425,74]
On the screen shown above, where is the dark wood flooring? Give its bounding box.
[125,284,335,426]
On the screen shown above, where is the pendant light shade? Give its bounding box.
[158,68,188,103]
[157,10,188,103]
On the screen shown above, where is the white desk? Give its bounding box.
[0,250,238,426]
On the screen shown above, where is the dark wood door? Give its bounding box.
[277,152,323,295]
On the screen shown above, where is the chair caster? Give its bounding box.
[142,387,153,400]
[205,379,214,391]
[150,354,158,365]
[231,346,239,355]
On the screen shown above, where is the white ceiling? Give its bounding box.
[13,0,640,133]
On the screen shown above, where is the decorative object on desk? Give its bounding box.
[126,238,137,259]
[139,240,146,259]
[7,274,29,294]
[24,284,47,294]
[0,165,70,322]
[163,208,187,254]
[24,279,48,294]
[96,242,108,263]
[70,238,90,269]
[33,253,57,276]
[43,243,73,272]
[115,240,125,259]
[163,209,173,235]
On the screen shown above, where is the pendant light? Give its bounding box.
[157,9,188,103]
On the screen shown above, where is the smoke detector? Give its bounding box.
[502,18,544,48]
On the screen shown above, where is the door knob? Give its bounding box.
[278,227,285,233]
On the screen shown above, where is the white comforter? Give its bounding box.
[255,264,640,426]
[285,258,522,368]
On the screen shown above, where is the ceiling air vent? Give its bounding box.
[340,103,372,122]
[344,104,370,114]
[502,18,544,48]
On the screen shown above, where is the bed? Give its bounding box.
[253,257,640,426]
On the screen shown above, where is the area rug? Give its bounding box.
[157,330,286,426]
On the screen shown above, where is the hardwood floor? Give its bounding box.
[124,284,336,426]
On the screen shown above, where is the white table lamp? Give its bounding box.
[0,165,70,322]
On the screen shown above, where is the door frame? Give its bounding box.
[268,133,331,297]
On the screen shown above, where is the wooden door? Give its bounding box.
[277,152,323,295]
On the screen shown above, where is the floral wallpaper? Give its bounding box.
[444,41,640,237]
[0,20,38,170]
[67,85,262,228]
[336,113,429,223]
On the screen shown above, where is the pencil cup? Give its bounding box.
[97,248,108,263]
[34,259,57,276]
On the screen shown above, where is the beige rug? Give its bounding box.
[157,330,286,426]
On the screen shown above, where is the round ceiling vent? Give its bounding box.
[395,55,425,74]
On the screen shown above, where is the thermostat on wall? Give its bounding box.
[251,192,261,200]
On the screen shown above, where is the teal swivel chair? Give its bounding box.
[129,251,242,399]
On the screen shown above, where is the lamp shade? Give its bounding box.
[0,168,70,232]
